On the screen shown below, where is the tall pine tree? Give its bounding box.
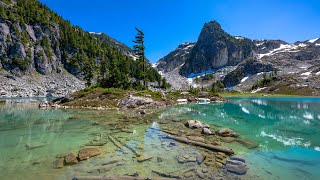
[133,27,146,86]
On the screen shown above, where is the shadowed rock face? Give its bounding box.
[223,58,274,87]
[180,21,254,77]
[156,42,195,73]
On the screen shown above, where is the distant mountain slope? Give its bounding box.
[155,20,320,95]
[90,32,135,57]
[156,42,195,73]
[0,0,162,97]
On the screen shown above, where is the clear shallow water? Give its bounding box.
[1,97,320,180]
[165,97,320,179]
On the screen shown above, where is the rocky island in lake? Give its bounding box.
[1,0,320,180]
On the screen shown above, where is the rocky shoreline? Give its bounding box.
[46,108,255,180]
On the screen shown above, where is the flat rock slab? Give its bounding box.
[78,148,102,161]
[225,159,247,175]
[25,142,47,150]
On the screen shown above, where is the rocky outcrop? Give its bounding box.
[223,58,274,87]
[180,21,254,77]
[185,120,210,129]
[216,128,239,137]
[117,96,167,109]
[78,147,102,161]
[156,42,195,73]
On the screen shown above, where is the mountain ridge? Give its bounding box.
[155,21,320,95]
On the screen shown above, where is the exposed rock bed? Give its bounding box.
[0,70,85,97]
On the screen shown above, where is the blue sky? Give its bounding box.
[39,0,320,63]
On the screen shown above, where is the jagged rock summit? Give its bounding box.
[180,21,254,77]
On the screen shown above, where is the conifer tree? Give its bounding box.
[133,27,146,86]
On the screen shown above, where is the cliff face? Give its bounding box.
[179,21,254,77]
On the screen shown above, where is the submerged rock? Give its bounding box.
[25,142,47,150]
[78,148,101,161]
[221,137,236,143]
[217,128,239,137]
[236,138,259,149]
[225,159,247,175]
[185,120,210,129]
[187,136,205,143]
[230,156,246,163]
[64,153,78,165]
[53,157,64,169]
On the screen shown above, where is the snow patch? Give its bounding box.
[257,44,306,59]
[89,32,102,35]
[251,87,267,93]
[183,44,195,50]
[235,36,244,40]
[308,38,319,43]
[240,76,249,83]
[256,42,264,46]
[301,72,312,76]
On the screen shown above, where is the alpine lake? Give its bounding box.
[0,96,320,180]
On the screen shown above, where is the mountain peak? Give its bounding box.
[204,20,222,30]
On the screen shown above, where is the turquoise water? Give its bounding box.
[1,97,320,179]
[162,97,320,179]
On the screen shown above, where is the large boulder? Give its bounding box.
[185,120,210,129]
[78,147,101,161]
[64,153,78,165]
[198,91,208,98]
[217,128,239,137]
[118,96,154,109]
[202,128,214,135]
